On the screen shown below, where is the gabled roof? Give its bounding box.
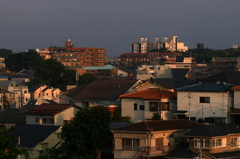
[184,124,240,137]
[232,85,240,90]
[170,68,190,78]
[112,119,202,132]
[119,88,176,99]
[67,80,139,101]
[177,82,234,92]
[25,103,76,115]
[9,124,60,148]
[209,150,240,158]
[200,71,240,86]
[0,109,26,124]
[152,78,193,89]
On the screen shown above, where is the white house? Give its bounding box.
[176,82,234,124]
[136,65,173,80]
[120,88,177,123]
[25,103,80,126]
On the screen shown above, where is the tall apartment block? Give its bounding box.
[132,36,188,53]
[37,39,107,74]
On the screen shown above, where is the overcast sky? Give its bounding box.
[1,0,240,56]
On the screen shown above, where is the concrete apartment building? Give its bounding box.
[132,36,188,53]
[37,39,107,74]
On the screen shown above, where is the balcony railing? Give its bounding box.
[132,146,169,159]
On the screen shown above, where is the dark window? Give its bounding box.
[134,103,137,110]
[42,118,54,124]
[200,97,210,103]
[150,102,159,111]
[35,118,39,122]
[122,138,140,150]
[140,105,145,110]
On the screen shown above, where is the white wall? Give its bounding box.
[177,92,231,122]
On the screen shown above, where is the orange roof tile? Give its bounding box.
[232,86,240,90]
[119,88,176,99]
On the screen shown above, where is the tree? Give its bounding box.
[78,73,99,85]
[0,49,12,58]
[0,127,29,159]
[61,106,111,159]
[5,49,43,72]
[152,113,161,120]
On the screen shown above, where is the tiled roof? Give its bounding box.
[9,124,60,148]
[152,78,193,89]
[67,80,139,101]
[232,85,240,90]
[229,109,240,114]
[112,119,202,132]
[177,82,234,92]
[25,103,76,115]
[184,124,240,137]
[0,109,26,124]
[209,150,240,158]
[200,71,240,86]
[170,68,190,78]
[119,88,176,99]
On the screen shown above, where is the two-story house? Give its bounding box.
[182,124,240,159]
[120,88,177,123]
[111,119,202,159]
[176,82,234,124]
[29,84,61,104]
[25,103,81,126]
[10,124,62,159]
[59,80,142,115]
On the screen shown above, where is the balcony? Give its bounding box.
[132,146,169,159]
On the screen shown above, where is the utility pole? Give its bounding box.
[188,93,192,121]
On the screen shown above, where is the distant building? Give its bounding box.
[131,36,188,53]
[36,39,107,74]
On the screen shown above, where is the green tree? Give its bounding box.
[0,127,29,159]
[0,49,12,58]
[61,106,111,159]
[5,49,43,72]
[78,73,99,85]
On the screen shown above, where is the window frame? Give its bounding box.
[122,138,140,150]
[149,102,159,111]
[200,97,210,103]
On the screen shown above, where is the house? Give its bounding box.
[83,64,129,80]
[25,103,81,126]
[176,82,234,124]
[9,124,62,159]
[111,119,202,159]
[0,80,30,108]
[59,80,142,114]
[230,85,240,124]
[29,84,61,104]
[120,88,177,123]
[181,124,240,159]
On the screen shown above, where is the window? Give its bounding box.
[122,138,140,150]
[150,102,159,111]
[134,103,137,111]
[230,137,238,148]
[200,97,210,103]
[156,138,163,147]
[195,139,210,148]
[140,105,145,110]
[212,139,222,147]
[42,118,54,124]
[35,118,39,122]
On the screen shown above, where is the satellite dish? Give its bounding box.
[233,44,238,49]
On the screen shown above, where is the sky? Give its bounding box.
[1,0,240,56]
